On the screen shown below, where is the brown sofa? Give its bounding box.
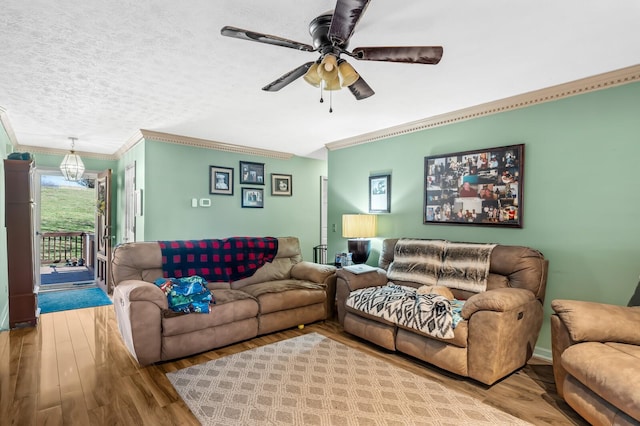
[336,238,548,385]
[551,299,640,425]
[111,236,336,365]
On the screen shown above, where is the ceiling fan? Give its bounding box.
[220,0,443,104]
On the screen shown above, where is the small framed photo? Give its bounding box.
[271,173,292,196]
[369,174,391,213]
[241,187,264,208]
[209,165,234,195]
[239,161,265,185]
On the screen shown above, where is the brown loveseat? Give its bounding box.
[551,300,640,425]
[111,237,336,365]
[336,238,548,385]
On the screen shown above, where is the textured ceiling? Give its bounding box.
[1,0,639,159]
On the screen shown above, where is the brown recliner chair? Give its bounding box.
[551,299,640,425]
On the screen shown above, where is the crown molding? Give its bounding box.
[115,130,144,158]
[326,64,640,152]
[0,106,19,147]
[139,129,294,160]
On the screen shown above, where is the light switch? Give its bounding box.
[191,198,198,208]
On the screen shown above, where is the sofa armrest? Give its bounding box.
[335,268,387,325]
[116,280,168,310]
[112,280,167,365]
[465,287,544,385]
[551,299,640,345]
[461,287,535,319]
[290,261,338,319]
[291,261,336,284]
[336,268,387,292]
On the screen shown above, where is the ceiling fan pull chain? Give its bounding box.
[329,90,333,113]
[319,81,324,103]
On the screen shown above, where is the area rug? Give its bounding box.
[166,333,530,425]
[38,287,112,314]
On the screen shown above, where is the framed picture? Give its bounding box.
[369,174,391,213]
[241,187,264,208]
[424,144,524,227]
[271,173,292,196]
[209,165,234,195]
[239,161,265,185]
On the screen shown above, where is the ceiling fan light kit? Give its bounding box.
[221,0,443,107]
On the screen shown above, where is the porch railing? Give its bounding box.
[40,232,94,266]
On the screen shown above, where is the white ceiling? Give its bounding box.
[1,1,639,160]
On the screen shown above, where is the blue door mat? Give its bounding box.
[38,287,112,314]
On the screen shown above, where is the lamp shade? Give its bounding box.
[323,75,341,91]
[342,214,377,238]
[303,62,322,87]
[338,60,360,87]
[317,54,339,82]
[60,152,85,181]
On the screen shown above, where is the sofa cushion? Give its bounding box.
[161,289,258,337]
[346,301,468,348]
[399,319,468,348]
[562,342,640,421]
[231,257,294,289]
[240,279,325,314]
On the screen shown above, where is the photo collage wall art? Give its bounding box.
[424,144,524,227]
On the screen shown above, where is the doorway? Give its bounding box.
[35,168,97,290]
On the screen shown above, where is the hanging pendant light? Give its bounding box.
[60,137,85,181]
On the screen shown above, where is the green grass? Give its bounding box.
[40,186,95,233]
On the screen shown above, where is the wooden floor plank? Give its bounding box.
[36,405,63,426]
[37,313,61,411]
[5,305,588,425]
[0,328,14,419]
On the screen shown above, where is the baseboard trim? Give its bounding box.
[533,346,552,362]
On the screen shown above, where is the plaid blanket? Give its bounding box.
[158,237,278,282]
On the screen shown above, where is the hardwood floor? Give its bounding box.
[1,306,587,425]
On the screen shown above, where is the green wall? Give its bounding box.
[138,139,327,260]
[328,81,640,357]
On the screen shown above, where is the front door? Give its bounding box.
[95,169,112,294]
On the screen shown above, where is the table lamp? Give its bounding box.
[342,214,377,264]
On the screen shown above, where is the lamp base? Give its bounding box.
[348,239,371,264]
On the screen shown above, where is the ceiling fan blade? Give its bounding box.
[221,26,314,52]
[348,76,375,100]
[352,46,444,64]
[262,62,315,92]
[328,0,372,46]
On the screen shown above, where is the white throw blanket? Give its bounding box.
[387,239,496,293]
[438,242,496,292]
[346,284,454,339]
[387,239,446,286]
